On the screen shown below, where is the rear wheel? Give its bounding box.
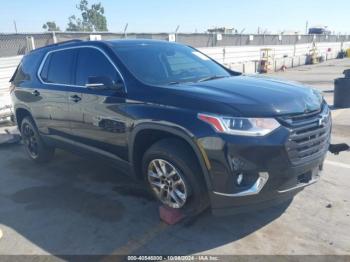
[21,117,55,163]
[142,138,209,216]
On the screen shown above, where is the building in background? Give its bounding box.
[207,27,237,34]
[308,26,331,35]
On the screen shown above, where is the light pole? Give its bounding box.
[13,20,18,33]
[123,23,128,39]
[175,25,180,42]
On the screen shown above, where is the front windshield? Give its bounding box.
[112,43,231,86]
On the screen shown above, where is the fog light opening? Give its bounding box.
[234,171,260,188]
[235,173,244,186]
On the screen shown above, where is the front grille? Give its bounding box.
[278,104,331,166]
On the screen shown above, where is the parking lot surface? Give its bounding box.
[0,59,349,257]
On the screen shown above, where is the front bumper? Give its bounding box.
[198,124,328,215]
[210,156,324,216]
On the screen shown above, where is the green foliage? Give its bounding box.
[42,21,61,32]
[67,15,89,32]
[66,0,108,32]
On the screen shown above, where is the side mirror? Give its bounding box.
[86,76,123,91]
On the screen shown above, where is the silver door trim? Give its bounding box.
[36,45,127,92]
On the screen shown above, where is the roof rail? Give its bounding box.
[31,39,84,52]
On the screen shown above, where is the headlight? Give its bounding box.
[198,113,281,136]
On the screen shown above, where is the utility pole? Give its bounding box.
[305,21,308,34]
[123,23,128,38]
[13,20,18,33]
[175,25,180,42]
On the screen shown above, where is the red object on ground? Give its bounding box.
[159,205,185,225]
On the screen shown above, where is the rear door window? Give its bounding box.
[75,48,119,86]
[41,49,76,85]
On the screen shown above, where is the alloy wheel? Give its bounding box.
[22,123,39,158]
[147,159,188,208]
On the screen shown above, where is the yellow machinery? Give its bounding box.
[347,48,350,57]
[309,41,319,64]
[260,48,274,73]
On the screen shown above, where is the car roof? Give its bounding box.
[106,39,180,47]
[31,39,181,55]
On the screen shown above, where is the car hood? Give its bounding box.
[168,75,324,117]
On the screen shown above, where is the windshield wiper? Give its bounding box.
[167,80,195,85]
[167,81,181,85]
[197,75,228,83]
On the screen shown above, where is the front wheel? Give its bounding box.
[147,158,189,209]
[142,138,209,216]
[21,117,55,163]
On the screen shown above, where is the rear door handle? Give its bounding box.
[32,90,40,96]
[69,94,82,103]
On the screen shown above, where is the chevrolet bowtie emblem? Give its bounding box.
[318,115,327,126]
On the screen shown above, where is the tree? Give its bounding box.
[66,0,108,32]
[67,15,89,32]
[42,21,61,31]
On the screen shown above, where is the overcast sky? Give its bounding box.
[0,0,349,34]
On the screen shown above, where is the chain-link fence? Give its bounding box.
[0,33,55,57]
[1,32,350,57]
[0,35,28,57]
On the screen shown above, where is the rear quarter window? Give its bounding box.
[39,55,51,82]
[11,63,26,85]
[11,55,35,85]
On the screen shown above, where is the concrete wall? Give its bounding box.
[199,41,350,73]
[0,56,21,119]
[0,56,22,93]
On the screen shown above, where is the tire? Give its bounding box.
[142,138,209,216]
[20,116,55,163]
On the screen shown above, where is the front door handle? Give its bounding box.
[32,90,40,96]
[69,94,82,103]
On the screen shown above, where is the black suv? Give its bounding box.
[10,40,331,216]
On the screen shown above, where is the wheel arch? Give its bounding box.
[129,123,213,191]
[15,106,33,128]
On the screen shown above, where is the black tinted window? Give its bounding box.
[76,48,118,86]
[12,64,30,84]
[166,51,211,76]
[40,55,51,82]
[113,44,230,85]
[43,49,76,85]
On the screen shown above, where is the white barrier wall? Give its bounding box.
[0,56,22,94]
[0,56,22,119]
[199,41,350,73]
